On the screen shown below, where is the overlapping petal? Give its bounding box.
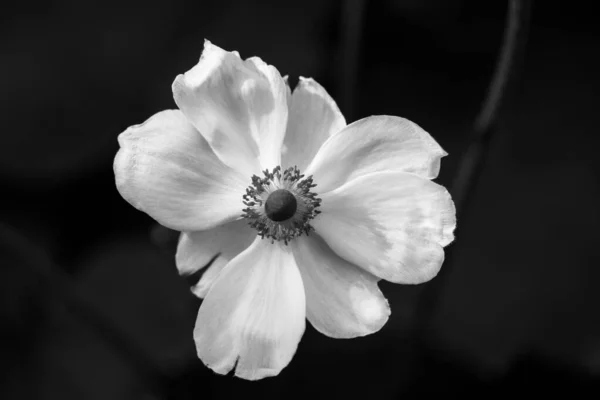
[176,220,256,298]
[244,56,290,170]
[292,235,390,338]
[305,116,447,193]
[313,171,456,284]
[172,40,288,174]
[282,77,346,171]
[112,37,461,382]
[114,110,247,231]
[194,238,305,380]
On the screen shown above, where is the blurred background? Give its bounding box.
[2,0,600,398]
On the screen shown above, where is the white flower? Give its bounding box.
[114,40,456,380]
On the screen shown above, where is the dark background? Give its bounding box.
[2,0,600,398]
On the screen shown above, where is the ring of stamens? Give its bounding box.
[241,166,322,245]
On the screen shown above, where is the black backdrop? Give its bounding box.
[2,0,600,398]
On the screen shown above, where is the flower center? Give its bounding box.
[242,166,321,245]
[264,189,297,222]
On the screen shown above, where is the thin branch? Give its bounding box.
[413,0,532,334]
[452,0,532,214]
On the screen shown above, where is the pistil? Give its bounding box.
[242,166,321,244]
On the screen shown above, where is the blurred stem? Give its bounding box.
[452,0,532,214]
[413,0,532,335]
[339,0,366,120]
[0,223,169,392]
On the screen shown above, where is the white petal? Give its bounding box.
[292,235,390,338]
[281,77,346,171]
[176,220,255,298]
[245,57,289,170]
[305,116,447,193]
[114,110,247,231]
[194,237,305,380]
[190,258,227,299]
[312,171,456,284]
[172,40,288,175]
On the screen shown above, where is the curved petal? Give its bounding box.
[176,220,256,298]
[245,56,289,170]
[282,77,346,171]
[292,235,390,338]
[172,40,288,174]
[312,171,456,284]
[114,110,247,231]
[190,258,226,299]
[194,238,305,380]
[305,116,447,193]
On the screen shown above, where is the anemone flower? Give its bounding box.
[114,40,456,380]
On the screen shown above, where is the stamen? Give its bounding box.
[241,166,322,244]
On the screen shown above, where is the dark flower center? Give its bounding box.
[264,189,297,222]
[242,166,321,244]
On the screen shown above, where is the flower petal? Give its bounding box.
[114,110,247,231]
[190,258,226,299]
[292,235,390,338]
[244,56,289,170]
[281,77,346,171]
[312,171,456,284]
[176,220,255,298]
[194,237,305,380]
[172,40,288,174]
[305,116,447,193]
